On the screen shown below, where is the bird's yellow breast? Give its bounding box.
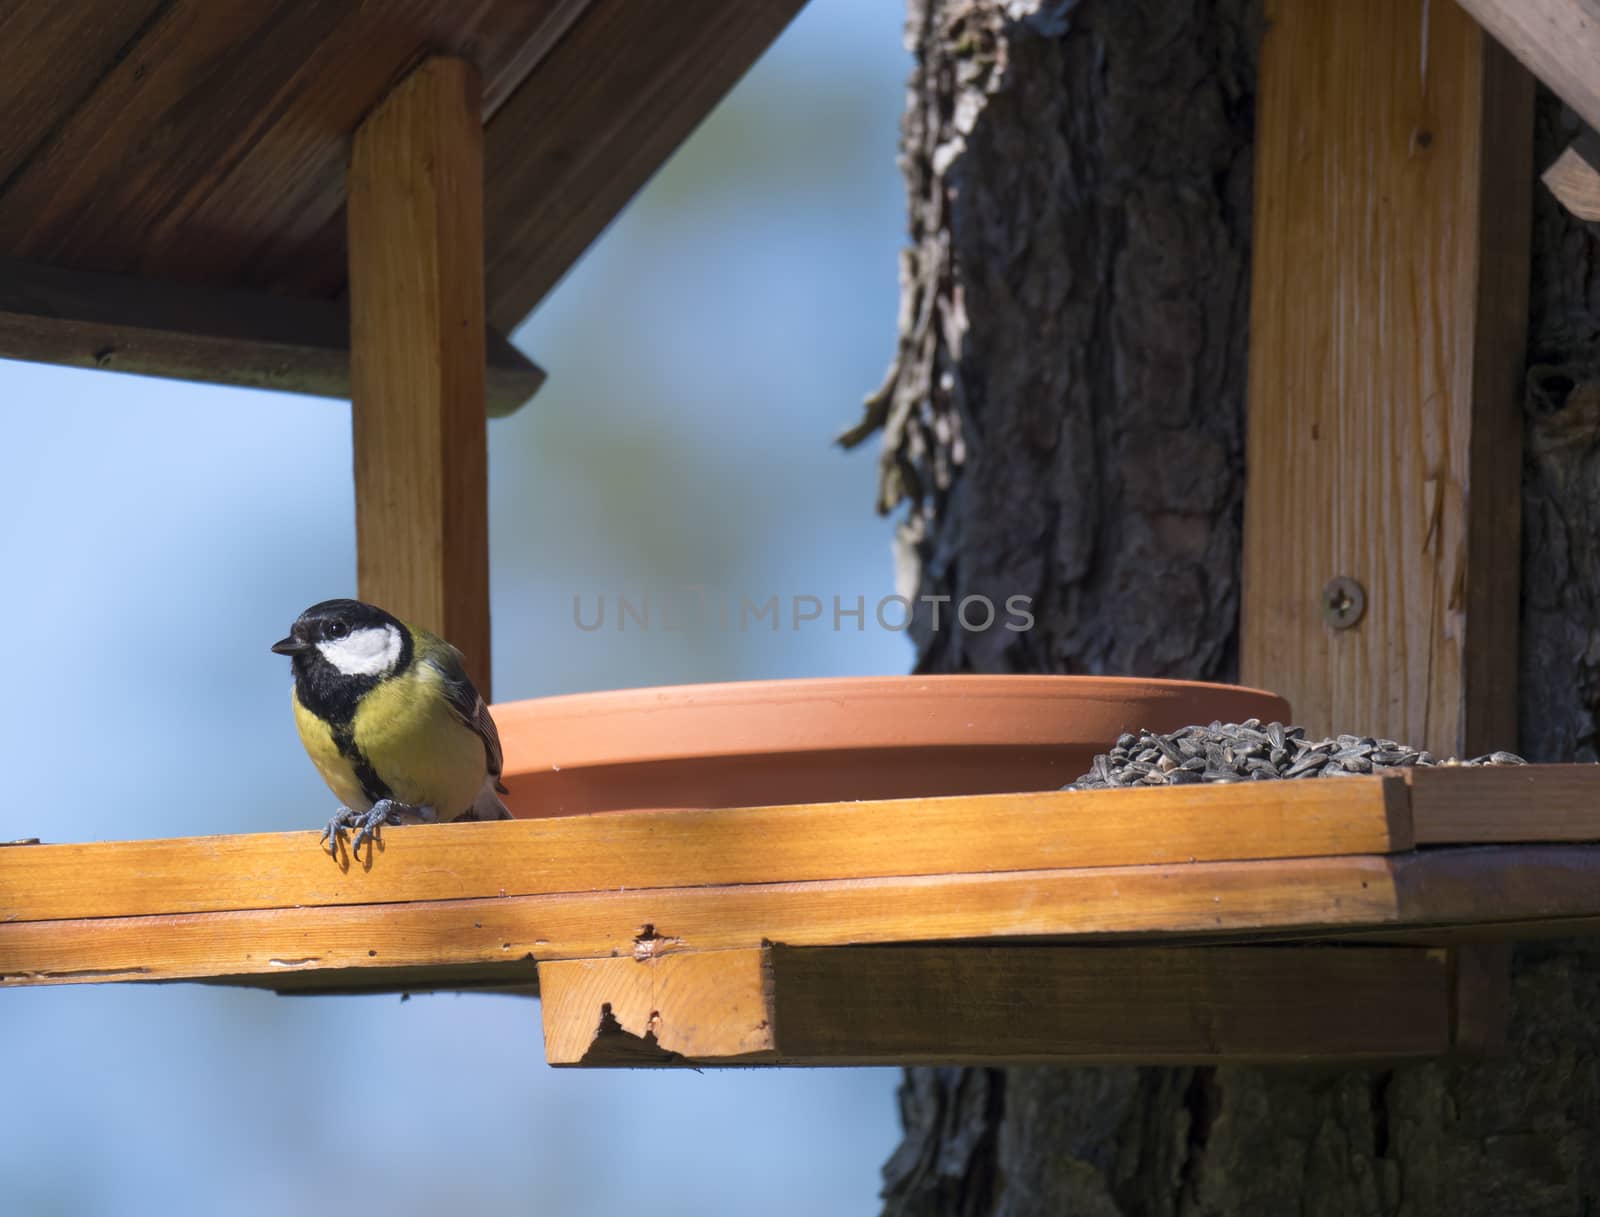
[291,665,488,819]
[291,688,369,810]
[352,664,488,817]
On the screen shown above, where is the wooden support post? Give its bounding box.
[538,944,1462,1067]
[1242,0,1534,758]
[348,57,492,697]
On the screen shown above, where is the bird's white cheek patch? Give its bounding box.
[318,625,403,676]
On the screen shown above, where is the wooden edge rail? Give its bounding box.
[1406,764,1600,843]
[0,257,544,418]
[538,942,1498,1067]
[0,779,1415,924]
[1,846,1596,993]
[7,766,1598,927]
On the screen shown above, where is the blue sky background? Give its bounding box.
[0,3,913,1212]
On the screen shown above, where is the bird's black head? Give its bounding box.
[272,599,414,722]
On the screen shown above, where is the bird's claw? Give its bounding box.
[320,806,365,856]
[348,804,392,861]
[322,799,433,862]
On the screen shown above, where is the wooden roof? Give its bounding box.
[0,0,805,406]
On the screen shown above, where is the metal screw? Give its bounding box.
[1321,576,1366,629]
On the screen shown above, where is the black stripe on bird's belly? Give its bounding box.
[291,661,395,804]
[332,725,393,805]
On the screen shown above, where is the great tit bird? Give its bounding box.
[271,598,512,858]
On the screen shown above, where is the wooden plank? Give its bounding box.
[0,258,542,416]
[0,780,1411,924]
[1408,763,1600,843]
[540,949,778,1065]
[1450,941,1512,1054]
[773,944,1451,1066]
[1241,0,1534,759]
[0,852,1411,988]
[7,845,1600,992]
[1541,125,1600,222]
[0,1,583,296]
[0,1,344,273]
[482,0,808,330]
[0,2,167,186]
[349,56,493,697]
[1455,0,1600,135]
[539,944,1454,1066]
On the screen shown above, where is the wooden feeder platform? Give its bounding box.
[4,764,1598,1067]
[7,0,1600,1076]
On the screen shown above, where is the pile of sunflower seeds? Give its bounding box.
[1066,719,1526,789]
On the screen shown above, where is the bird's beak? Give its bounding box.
[271,635,310,656]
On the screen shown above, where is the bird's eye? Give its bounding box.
[327,621,349,639]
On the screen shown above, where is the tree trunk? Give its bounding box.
[849,2,1600,1213]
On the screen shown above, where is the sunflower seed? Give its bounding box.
[1065,721,1529,790]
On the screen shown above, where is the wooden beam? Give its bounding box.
[349,57,493,696]
[540,948,778,1064]
[1409,763,1600,843]
[780,944,1459,1066]
[482,0,808,330]
[1541,124,1600,222]
[1455,0,1600,134]
[9,844,1600,991]
[1450,941,1513,1055]
[0,780,1416,924]
[1242,0,1534,758]
[540,944,1460,1066]
[0,258,543,416]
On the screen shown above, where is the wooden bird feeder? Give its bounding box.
[5,0,1600,1070]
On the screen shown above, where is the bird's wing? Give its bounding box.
[423,643,508,794]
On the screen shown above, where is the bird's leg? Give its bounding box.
[347,799,437,861]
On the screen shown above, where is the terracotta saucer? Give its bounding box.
[492,675,1290,818]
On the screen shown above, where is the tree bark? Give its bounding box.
[851,2,1600,1213]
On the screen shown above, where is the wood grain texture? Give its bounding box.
[11,845,1600,991]
[1541,125,1600,221]
[767,944,1454,1066]
[1242,0,1533,758]
[349,56,492,697]
[0,1,167,187]
[0,852,1406,988]
[0,0,800,347]
[1450,941,1512,1054]
[482,0,808,329]
[1408,763,1600,842]
[541,943,1455,1066]
[0,780,1412,924]
[0,1,581,296]
[0,257,542,415]
[1455,0,1600,134]
[540,948,778,1065]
